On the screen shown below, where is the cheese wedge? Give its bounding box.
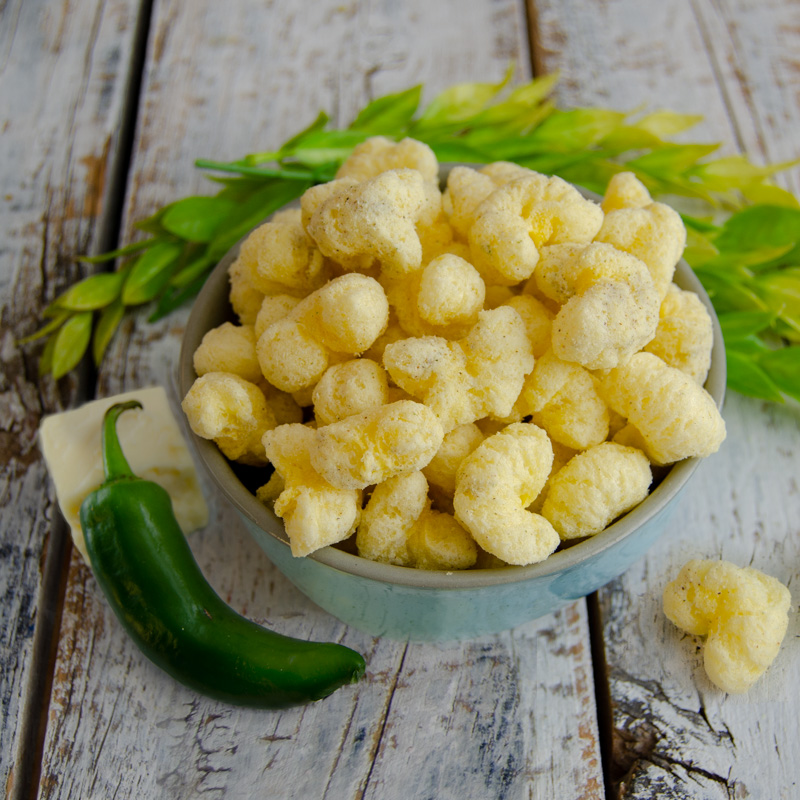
[39,386,209,561]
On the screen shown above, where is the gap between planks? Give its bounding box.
[9,2,156,798]
[11,523,72,800]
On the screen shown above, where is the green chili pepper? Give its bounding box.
[79,399,366,708]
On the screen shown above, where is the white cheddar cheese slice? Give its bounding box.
[39,386,209,562]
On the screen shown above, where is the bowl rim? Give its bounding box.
[179,169,727,590]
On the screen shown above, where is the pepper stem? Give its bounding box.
[101,400,143,481]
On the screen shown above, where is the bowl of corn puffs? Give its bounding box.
[179,137,726,640]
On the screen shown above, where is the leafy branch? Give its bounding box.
[25,71,800,403]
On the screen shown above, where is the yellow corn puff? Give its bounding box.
[453,423,559,565]
[599,352,726,464]
[663,559,791,693]
[541,442,652,539]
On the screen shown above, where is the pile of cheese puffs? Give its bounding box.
[182,137,725,568]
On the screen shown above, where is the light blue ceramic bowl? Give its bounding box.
[179,184,726,642]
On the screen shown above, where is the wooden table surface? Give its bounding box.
[2,1,799,798]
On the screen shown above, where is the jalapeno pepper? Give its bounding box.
[79,400,365,708]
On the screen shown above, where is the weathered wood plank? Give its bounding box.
[531,0,735,145]
[532,0,800,796]
[0,1,148,796]
[39,1,605,798]
[360,603,603,800]
[692,0,800,196]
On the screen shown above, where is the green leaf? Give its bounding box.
[134,207,169,236]
[735,244,797,273]
[461,100,556,147]
[196,158,318,181]
[636,110,704,137]
[693,243,796,277]
[51,311,93,379]
[773,318,800,344]
[77,239,155,263]
[428,140,491,164]
[122,241,183,305]
[17,310,69,345]
[694,270,766,314]
[599,125,663,154]
[714,205,800,253]
[758,346,800,402]
[277,129,373,168]
[210,175,280,200]
[718,311,774,356]
[721,334,771,357]
[149,272,209,322]
[523,108,627,153]
[683,245,720,270]
[349,85,422,133]
[207,179,308,260]
[169,252,215,289]
[755,268,800,333]
[725,349,785,403]
[718,310,776,340]
[463,75,559,130]
[38,332,57,378]
[547,158,622,195]
[161,196,237,243]
[414,69,512,131]
[51,271,126,311]
[517,148,616,177]
[277,110,330,155]
[627,143,720,177]
[681,214,720,235]
[693,155,799,193]
[630,170,722,205]
[92,297,125,365]
[740,182,800,209]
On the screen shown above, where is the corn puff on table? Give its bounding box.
[2,1,799,798]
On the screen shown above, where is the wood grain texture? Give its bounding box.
[531,0,735,145]
[359,603,603,800]
[38,1,605,798]
[0,1,145,795]
[692,0,800,196]
[532,0,800,796]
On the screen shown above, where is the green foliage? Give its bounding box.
[50,312,93,379]
[31,74,799,403]
[691,203,800,402]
